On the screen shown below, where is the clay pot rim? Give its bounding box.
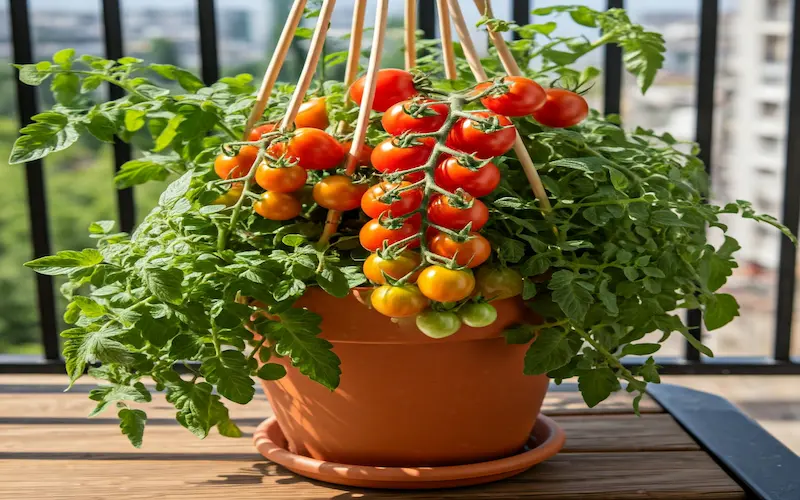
[253,414,565,485]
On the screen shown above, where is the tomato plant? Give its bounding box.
[255,162,307,193]
[312,175,368,211]
[417,266,475,303]
[427,194,489,231]
[476,76,546,116]
[269,128,344,170]
[429,231,491,268]
[475,267,523,300]
[382,99,449,136]
[416,311,462,338]
[214,145,258,179]
[531,89,590,128]
[449,112,516,159]
[253,191,302,221]
[295,97,329,130]
[370,284,428,317]
[434,157,500,198]
[350,68,418,112]
[361,181,423,218]
[359,217,420,251]
[363,251,422,284]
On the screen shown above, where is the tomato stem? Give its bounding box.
[216,148,265,252]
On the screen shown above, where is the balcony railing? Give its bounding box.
[2,0,799,375]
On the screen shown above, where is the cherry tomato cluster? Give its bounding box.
[208,68,589,340]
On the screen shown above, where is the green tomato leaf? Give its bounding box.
[25,249,103,275]
[9,111,79,164]
[503,324,536,344]
[268,308,341,390]
[257,363,287,381]
[159,171,193,207]
[523,328,576,375]
[142,267,184,304]
[118,408,147,448]
[704,293,740,331]
[316,266,350,298]
[620,343,660,356]
[201,350,256,405]
[548,270,593,322]
[598,279,618,316]
[578,367,620,407]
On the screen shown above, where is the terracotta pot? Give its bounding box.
[259,287,549,467]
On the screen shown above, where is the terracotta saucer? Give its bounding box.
[253,414,565,490]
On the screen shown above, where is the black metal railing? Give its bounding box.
[2,0,799,375]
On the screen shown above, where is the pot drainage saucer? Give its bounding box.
[253,414,565,490]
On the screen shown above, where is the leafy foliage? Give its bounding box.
[16,7,795,448]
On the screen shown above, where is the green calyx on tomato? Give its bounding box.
[415,311,462,339]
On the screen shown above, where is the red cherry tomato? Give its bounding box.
[531,88,589,128]
[429,231,491,268]
[381,99,449,136]
[349,68,418,112]
[312,175,369,211]
[427,194,489,231]
[359,217,420,251]
[268,128,344,170]
[370,137,434,182]
[450,112,516,159]
[248,123,276,142]
[214,145,259,179]
[361,181,423,218]
[476,76,546,116]
[295,97,329,130]
[434,157,500,198]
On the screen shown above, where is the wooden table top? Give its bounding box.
[0,375,745,499]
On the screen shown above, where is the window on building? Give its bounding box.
[759,135,781,152]
[764,34,788,62]
[761,102,780,117]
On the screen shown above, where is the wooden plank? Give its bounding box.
[0,452,743,499]
[0,414,696,456]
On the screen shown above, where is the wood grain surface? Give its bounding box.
[0,375,743,499]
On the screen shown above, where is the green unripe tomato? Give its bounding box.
[415,311,462,339]
[475,267,523,300]
[459,303,498,327]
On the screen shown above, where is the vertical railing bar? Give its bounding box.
[101,0,135,234]
[418,0,436,40]
[9,0,59,361]
[685,0,719,361]
[197,0,219,85]
[512,0,530,40]
[602,0,623,115]
[774,0,800,362]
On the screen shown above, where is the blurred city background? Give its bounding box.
[0,0,798,446]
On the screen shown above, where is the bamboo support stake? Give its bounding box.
[405,0,417,69]
[344,0,367,87]
[472,0,523,76]
[446,0,552,211]
[242,0,307,140]
[280,0,338,130]
[320,0,390,245]
[436,0,458,79]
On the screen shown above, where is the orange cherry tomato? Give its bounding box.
[253,191,302,220]
[475,267,523,300]
[434,156,501,198]
[268,128,344,170]
[361,181,423,219]
[295,97,329,130]
[248,123,276,142]
[254,161,307,193]
[531,88,590,128]
[359,217,420,251]
[214,145,259,179]
[417,266,475,303]
[350,68,418,112]
[370,137,434,182]
[475,76,546,116]
[429,231,491,268]
[449,112,516,159]
[312,175,369,211]
[370,284,429,318]
[363,251,422,284]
